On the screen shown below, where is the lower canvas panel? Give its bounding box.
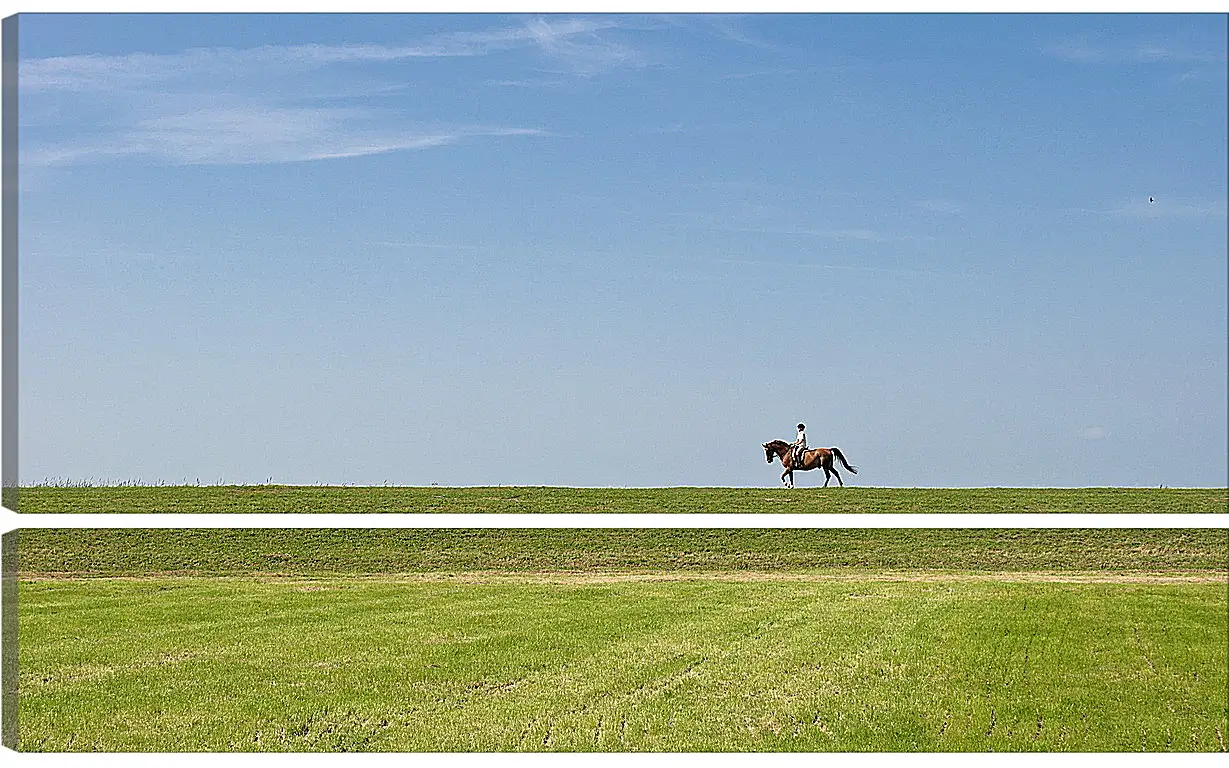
[6,528,1228,752]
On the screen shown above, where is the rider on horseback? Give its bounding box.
[791,423,807,469]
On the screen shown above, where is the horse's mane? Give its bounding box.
[764,439,791,450]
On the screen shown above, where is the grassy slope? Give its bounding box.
[16,485,1229,514]
[17,528,1229,576]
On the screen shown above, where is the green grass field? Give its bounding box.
[15,485,1229,514]
[15,529,1229,752]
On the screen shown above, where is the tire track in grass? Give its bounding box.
[510,646,715,749]
[477,587,804,750]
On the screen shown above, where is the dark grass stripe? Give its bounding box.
[17,528,1229,576]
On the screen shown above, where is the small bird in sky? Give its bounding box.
[1149,196,1155,203]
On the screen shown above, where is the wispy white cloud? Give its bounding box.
[914,199,964,215]
[20,17,649,92]
[1044,38,1227,65]
[22,99,546,167]
[522,16,654,76]
[708,255,963,279]
[717,68,800,81]
[640,122,689,135]
[20,17,650,167]
[1129,43,1226,64]
[736,226,931,243]
[1044,40,1105,63]
[814,228,926,243]
[368,241,480,251]
[1044,37,1227,89]
[486,77,568,89]
[130,106,449,165]
[1101,197,1228,220]
[1080,426,1109,440]
[1172,66,1226,84]
[680,14,791,56]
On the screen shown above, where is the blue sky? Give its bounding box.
[14,12,1228,487]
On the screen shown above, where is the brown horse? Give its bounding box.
[762,439,858,488]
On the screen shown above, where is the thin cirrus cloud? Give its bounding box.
[914,199,964,215]
[1043,38,1227,65]
[21,102,547,167]
[521,15,653,75]
[1043,38,1226,86]
[1080,426,1109,440]
[736,226,931,244]
[1102,197,1228,220]
[19,17,641,167]
[19,17,645,92]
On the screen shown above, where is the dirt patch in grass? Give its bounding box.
[315,570,1228,585]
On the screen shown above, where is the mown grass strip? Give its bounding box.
[17,529,1229,577]
[16,486,1228,514]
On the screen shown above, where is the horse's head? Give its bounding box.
[763,440,791,463]
[763,442,778,463]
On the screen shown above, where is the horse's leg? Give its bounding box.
[831,467,843,487]
[822,467,831,487]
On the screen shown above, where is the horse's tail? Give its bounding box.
[832,447,858,474]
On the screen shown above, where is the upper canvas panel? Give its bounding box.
[5,13,1227,510]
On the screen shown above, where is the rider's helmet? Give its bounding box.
[797,423,805,431]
